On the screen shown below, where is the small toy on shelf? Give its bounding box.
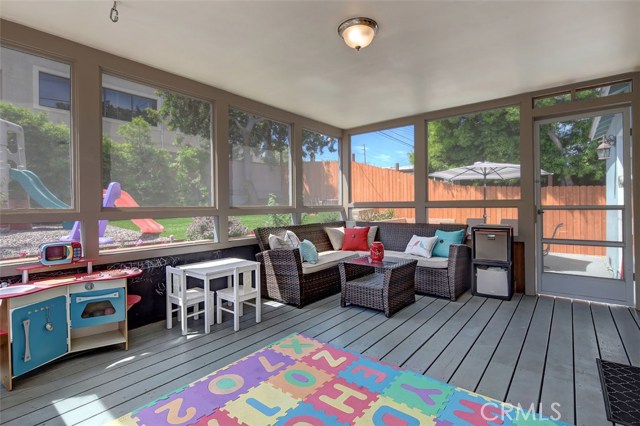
[38,242,82,266]
[18,242,93,284]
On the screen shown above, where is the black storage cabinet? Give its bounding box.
[472,225,513,300]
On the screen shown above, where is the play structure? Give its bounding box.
[63,182,164,243]
[0,119,70,211]
[1,118,164,238]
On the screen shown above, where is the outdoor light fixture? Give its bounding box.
[596,135,616,160]
[338,17,378,51]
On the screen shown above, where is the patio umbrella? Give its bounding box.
[429,161,552,222]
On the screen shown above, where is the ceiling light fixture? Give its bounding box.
[338,17,378,51]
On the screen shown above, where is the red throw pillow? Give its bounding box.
[342,227,370,251]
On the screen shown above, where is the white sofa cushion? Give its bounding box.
[302,247,449,275]
[301,250,360,274]
[376,250,449,269]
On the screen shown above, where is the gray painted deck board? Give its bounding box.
[628,308,640,328]
[475,295,537,400]
[331,295,427,348]
[425,297,502,382]
[448,294,522,390]
[402,296,487,373]
[591,303,629,365]
[506,296,554,407]
[540,297,575,424]
[609,305,640,366]
[381,292,472,366]
[1,292,637,426]
[573,300,612,426]
[362,296,450,360]
[345,296,436,353]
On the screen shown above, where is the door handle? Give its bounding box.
[22,319,31,362]
[537,208,544,215]
[75,292,120,303]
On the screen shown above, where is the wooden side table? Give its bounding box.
[339,257,417,317]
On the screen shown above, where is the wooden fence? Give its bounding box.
[304,161,609,255]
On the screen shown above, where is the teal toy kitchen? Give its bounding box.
[0,261,141,391]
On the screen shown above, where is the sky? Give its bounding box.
[350,125,414,168]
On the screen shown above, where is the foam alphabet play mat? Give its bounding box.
[107,333,571,425]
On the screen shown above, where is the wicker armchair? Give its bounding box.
[254,222,348,307]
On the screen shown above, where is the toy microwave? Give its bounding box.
[38,242,82,265]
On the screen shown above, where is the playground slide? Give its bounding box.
[63,182,121,243]
[114,190,165,234]
[9,168,70,209]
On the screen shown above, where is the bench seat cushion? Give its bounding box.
[301,250,359,274]
[382,250,449,269]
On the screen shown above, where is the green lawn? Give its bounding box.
[108,211,341,240]
[109,218,193,240]
[301,211,342,224]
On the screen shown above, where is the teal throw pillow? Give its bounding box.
[435,228,466,244]
[432,239,455,258]
[432,228,465,257]
[299,239,319,264]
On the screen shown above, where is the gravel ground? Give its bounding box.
[0,224,169,259]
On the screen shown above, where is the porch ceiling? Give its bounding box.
[1,1,639,129]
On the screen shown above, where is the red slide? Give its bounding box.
[114,190,165,234]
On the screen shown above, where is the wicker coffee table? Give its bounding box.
[339,256,417,317]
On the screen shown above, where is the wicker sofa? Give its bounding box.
[254,220,471,308]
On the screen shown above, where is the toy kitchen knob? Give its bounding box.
[370,242,384,262]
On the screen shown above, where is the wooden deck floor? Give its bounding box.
[1,292,638,426]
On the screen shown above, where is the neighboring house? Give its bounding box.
[0,47,196,153]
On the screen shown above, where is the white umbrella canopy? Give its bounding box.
[429,161,552,181]
[429,161,552,221]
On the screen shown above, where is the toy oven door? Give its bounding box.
[70,288,125,328]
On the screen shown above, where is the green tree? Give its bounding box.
[228,108,290,204]
[264,193,291,227]
[155,90,212,140]
[425,106,603,186]
[154,90,212,205]
[152,92,336,205]
[102,117,175,205]
[170,136,211,206]
[427,107,520,175]
[301,129,338,161]
[0,102,71,204]
[538,119,604,186]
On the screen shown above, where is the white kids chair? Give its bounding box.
[216,265,261,332]
[165,266,214,335]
